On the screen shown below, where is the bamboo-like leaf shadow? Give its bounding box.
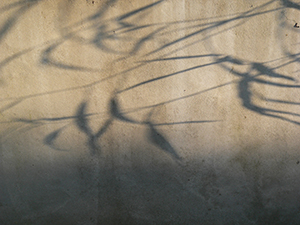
[109,97,138,124]
[41,42,98,72]
[44,127,68,151]
[219,56,300,125]
[146,120,181,161]
[75,101,112,155]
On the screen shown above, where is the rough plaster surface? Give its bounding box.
[1,0,300,224]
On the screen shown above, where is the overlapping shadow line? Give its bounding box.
[0,49,35,113]
[147,1,289,60]
[123,52,300,126]
[0,61,146,114]
[5,0,300,157]
[0,0,44,44]
[145,0,280,56]
[35,0,166,72]
[6,0,282,106]
[66,0,165,54]
[218,56,300,125]
[120,80,235,117]
[40,41,99,72]
[35,91,219,161]
[118,55,239,94]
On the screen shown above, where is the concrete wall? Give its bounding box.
[1,0,300,224]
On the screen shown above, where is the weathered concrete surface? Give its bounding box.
[1,0,300,224]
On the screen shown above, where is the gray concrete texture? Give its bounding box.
[1,0,300,224]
